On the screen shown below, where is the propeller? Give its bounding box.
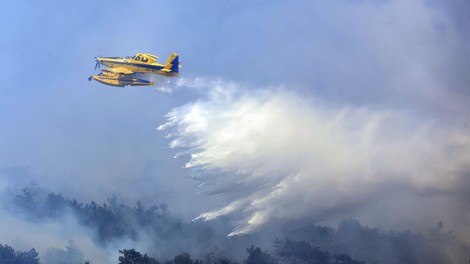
[88,76,93,81]
[94,56,101,70]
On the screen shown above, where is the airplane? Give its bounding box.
[88,53,180,87]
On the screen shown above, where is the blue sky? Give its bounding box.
[1,0,470,236]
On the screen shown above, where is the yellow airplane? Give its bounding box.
[88,53,180,87]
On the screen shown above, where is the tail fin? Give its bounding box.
[164,53,179,73]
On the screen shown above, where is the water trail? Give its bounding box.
[160,77,470,236]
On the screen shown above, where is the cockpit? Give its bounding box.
[132,53,157,64]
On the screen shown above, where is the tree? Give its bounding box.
[202,249,237,264]
[16,248,40,264]
[244,246,277,264]
[0,244,39,264]
[118,248,159,264]
[273,239,365,264]
[166,252,202,264]
[43,240,84,264]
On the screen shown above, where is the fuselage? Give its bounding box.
[98,57,179,77]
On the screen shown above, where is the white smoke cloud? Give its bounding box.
[160,78,470,236]
[0,176,109,263]
[0,206,109,263]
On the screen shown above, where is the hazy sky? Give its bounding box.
[1,0,470,248]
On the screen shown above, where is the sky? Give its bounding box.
[1,0,470,259]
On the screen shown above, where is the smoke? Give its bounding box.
[0,179,109,263]
[1,1,470,261]
[160,78,470,237]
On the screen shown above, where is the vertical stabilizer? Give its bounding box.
[164,53,179,73]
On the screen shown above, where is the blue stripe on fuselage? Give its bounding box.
[101,60,165,71]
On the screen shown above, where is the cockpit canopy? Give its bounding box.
[132,53,158,64]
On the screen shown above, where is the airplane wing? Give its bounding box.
[102,67,134,75]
